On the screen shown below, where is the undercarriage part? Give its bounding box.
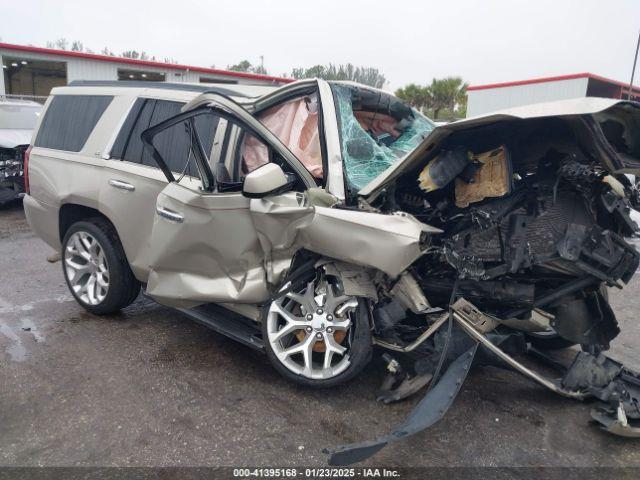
[389,271,430,313]
[325,344,478,466]
[374,311,448,353]
[504,275,598,318]
[591,406,640,438]
[452,306,584,399]
[420,278,535,312]
[332,297,640,464]
[552,290,619,347]
[376,354,433,404]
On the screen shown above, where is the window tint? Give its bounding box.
[111,99,218,172]
[35,95,113,152]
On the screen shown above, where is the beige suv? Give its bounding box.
[24,79,640,455]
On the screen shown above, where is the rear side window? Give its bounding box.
[35,95,113,152]
[111,99,218,172]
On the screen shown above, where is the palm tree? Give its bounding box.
[395,84,431,112]
[429,77,468,119]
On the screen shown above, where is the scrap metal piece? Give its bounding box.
[592,404,640,438]
[453,309,585,399]
[376,354,433,404]
[325,344,478,465]
[374,311,448,353]
[451,298,498,333]
[562,352,622,391]
[376,373,433,404]
[390,271,431,313]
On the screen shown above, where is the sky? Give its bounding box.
[1,0,639,90]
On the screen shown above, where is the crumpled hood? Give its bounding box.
[359,97,640,200]
[0,129,33,149]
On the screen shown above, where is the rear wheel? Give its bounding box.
[263,272,372,387]
[62,219,140,315]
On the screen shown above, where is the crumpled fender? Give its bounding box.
[249,192,442,279]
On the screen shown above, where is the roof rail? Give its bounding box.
[67,80,252,98]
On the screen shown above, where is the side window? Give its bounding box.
[146,108,218,173]
[35,95,113,152]
[111,99,218,172]
[229,125,305,193]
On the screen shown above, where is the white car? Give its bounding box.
[0,98,41,205]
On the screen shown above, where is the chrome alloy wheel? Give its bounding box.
[266,279,358,380]
[64,231,110,305]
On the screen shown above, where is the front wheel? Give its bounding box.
[262,273,372,387]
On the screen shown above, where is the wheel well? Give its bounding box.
[58,204,113,243]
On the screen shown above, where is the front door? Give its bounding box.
[143,94,316,308]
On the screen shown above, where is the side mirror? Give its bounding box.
[242,163,294,198]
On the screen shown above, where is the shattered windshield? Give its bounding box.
[331,83,433,191]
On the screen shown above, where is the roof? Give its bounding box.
[0,42,293,85]
[467,72,640,93]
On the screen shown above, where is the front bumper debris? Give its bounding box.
[325,298,640,464]
[325,344,478,466]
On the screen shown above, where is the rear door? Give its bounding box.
[100,97,218,282]
[142,94,315,307]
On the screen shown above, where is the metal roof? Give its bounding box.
[468,72,640,94]
[0,42,293,85]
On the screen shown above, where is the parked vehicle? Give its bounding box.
[24,80,640,461]
[0,98,41,205]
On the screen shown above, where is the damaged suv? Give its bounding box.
[24,79,640,462]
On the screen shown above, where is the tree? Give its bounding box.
[290,63,386,88]
[227,59,269,75]
[121,50,140,59]
[395,77,468,119]
[428,77,467,119]
[395,84,431,111]
[71,41,83,52]
[228,60,253,72]
[47,38,68,50]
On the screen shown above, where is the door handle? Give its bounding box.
[156,206,184,223]
[108,179,135,191]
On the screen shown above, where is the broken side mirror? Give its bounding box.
[242,163,295,199]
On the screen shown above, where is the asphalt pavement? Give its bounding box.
[1,201,639,468]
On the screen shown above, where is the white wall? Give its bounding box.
[0,48,284,94]
[0,54,5,94]
[467,77,589,117]
[66,58,117,81]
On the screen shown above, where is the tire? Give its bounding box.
[62,218,140,315]
[262,274,372,388]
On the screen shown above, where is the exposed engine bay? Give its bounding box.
[369,111,640,350]
[324,100,640,464]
